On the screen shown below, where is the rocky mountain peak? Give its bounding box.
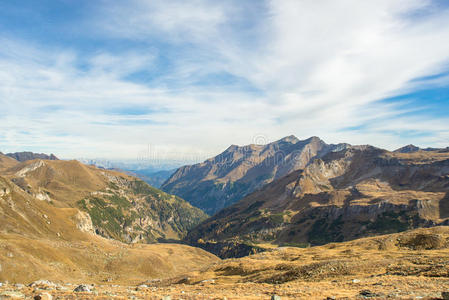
[394,144,420,153]
[277,135,300,144]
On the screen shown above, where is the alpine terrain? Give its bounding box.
[0,153,216,284]
[162,136,349,214]
[186,142,449,257]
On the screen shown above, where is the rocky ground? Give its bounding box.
[0,276,448,299]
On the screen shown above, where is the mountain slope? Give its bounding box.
[186,145,449,257]
[3,159,208,243]
[0,159,218,284]
[0,153,18,171]
[162,136,349,214]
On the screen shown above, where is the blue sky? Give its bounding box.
[0,0,448,159]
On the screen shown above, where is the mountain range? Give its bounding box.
[4,151,59,162]
[162,136,350,214]
[1,137,449,295]
[184,142,449,257]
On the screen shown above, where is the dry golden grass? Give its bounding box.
[1,227,448,299]
[0,233,219,285]
[0,154,18,172]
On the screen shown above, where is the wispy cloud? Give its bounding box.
[0,0,448,159]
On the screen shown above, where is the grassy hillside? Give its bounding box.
[3,159,207,242]
[0,160,218,284]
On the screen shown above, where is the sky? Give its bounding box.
[1,0,449,161]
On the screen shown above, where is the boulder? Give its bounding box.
[74,284,91,292]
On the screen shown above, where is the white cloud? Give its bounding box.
[1,0,449,160]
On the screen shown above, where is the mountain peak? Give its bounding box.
[278,135,299,143]
[394,144,420,153]
[305,136,323,143]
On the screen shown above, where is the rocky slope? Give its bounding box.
[162,136,349,214]
[5,151,59,161]
[186,145,449,257]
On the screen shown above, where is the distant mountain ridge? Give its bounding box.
[6,151,58,162]
[162,136,350,214]
[394,144,449,153]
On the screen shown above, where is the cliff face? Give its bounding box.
[186,146,449,256]
[162,136,349,214]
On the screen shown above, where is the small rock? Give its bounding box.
[0,282,3,287]
[442,292,449,300]
[34,292,53,300]
[271,295,281,300]
[14,283,24,289]
[359,290,379,298]
[135,284,148,291]
[326,297,336,300]
[200,279,215,284]
[162,296,171,300]
[352,279,361,283]
[74,284,91,292]
[29,280,57,289]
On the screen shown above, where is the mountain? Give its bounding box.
[394,144,421,153]
[6,151,59,162]
[0,159,217,284]
[162,136,349,214]
[186,145,449,257]
[394,144,449,153]
[2,159,207,243]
